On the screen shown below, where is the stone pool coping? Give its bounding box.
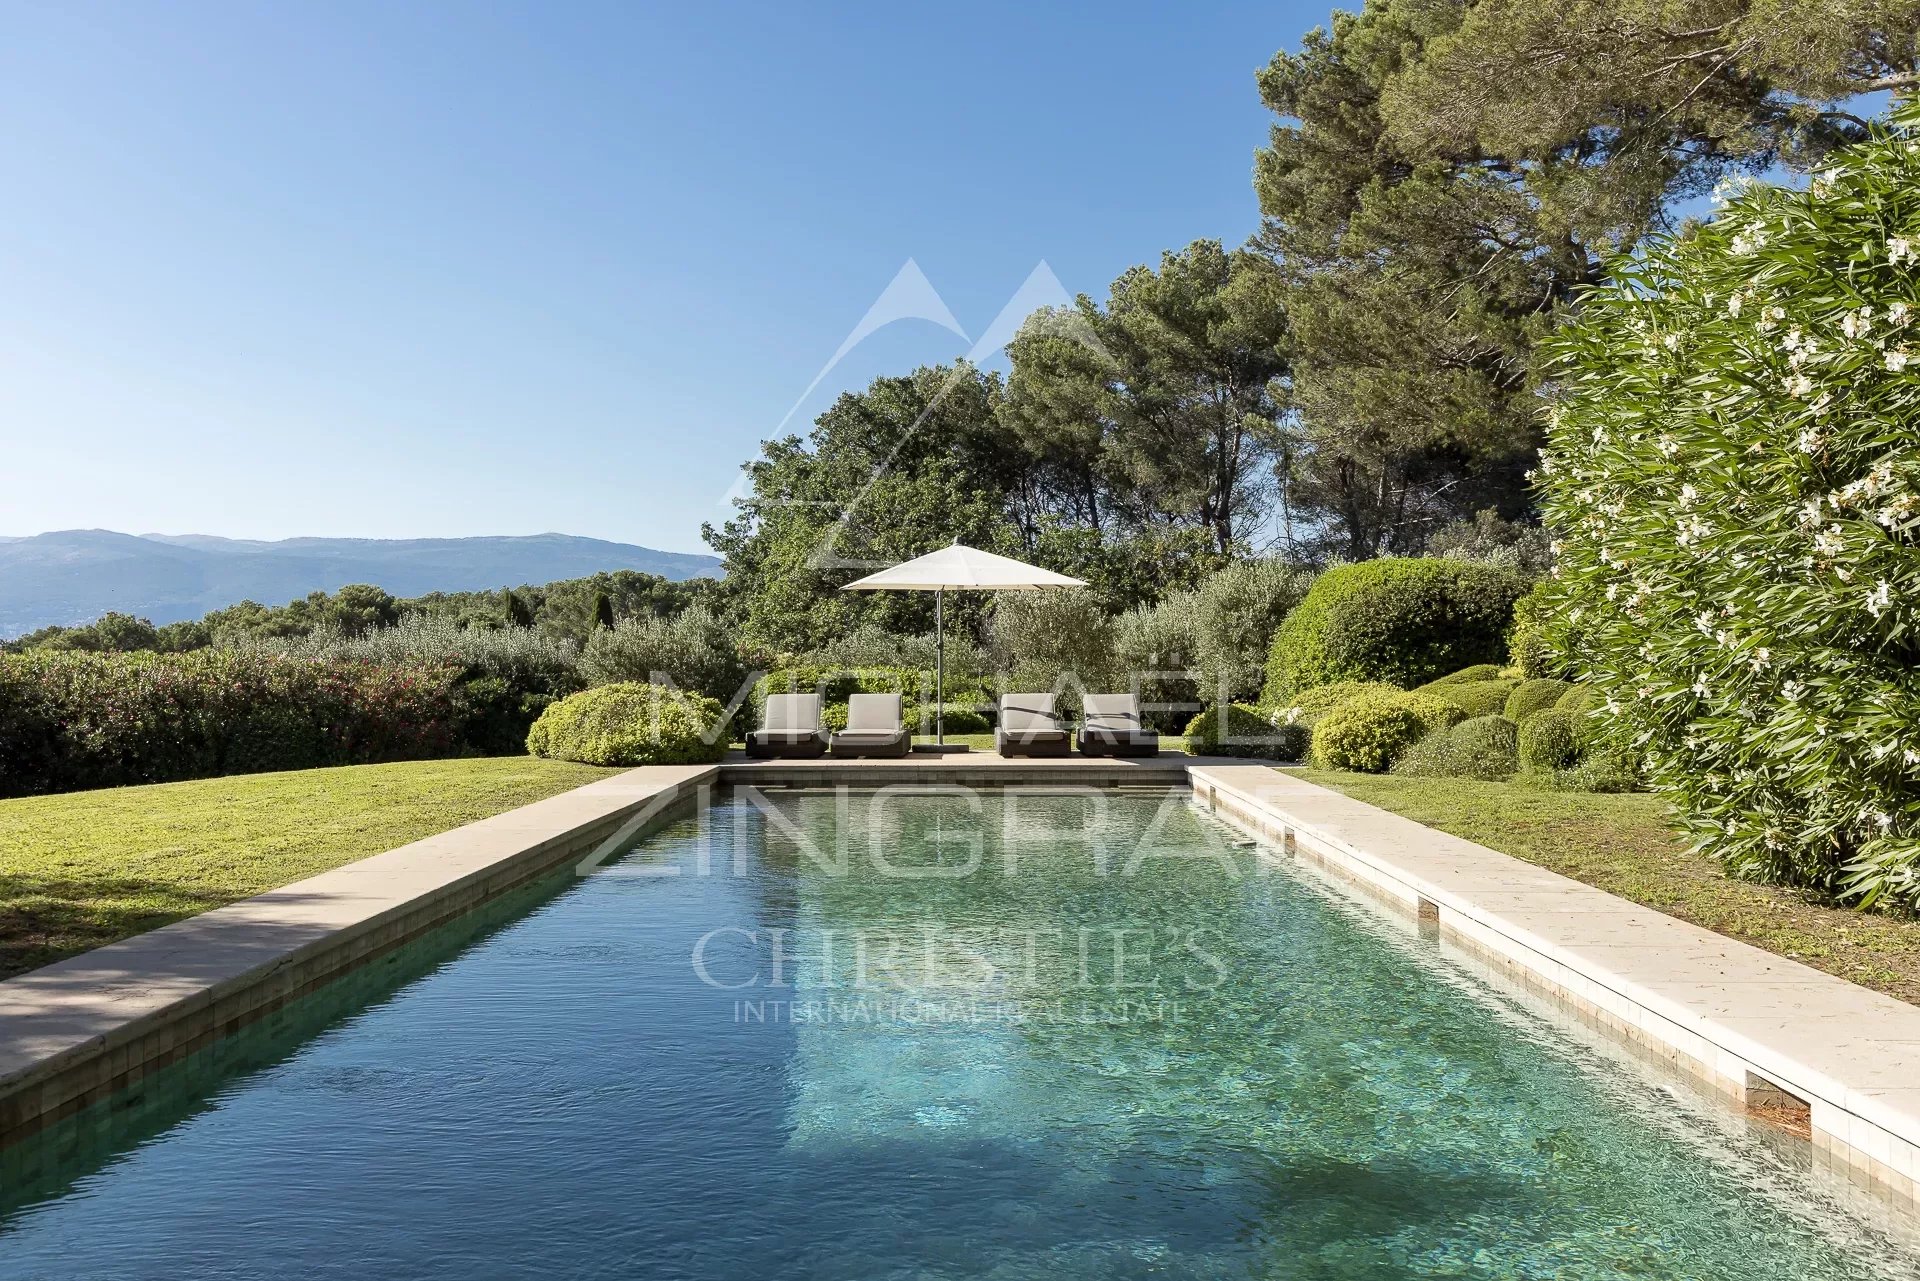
[2,754,1917,1216]
[1188,764,1920,1212]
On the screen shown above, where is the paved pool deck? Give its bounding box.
[2,753,1918,1214]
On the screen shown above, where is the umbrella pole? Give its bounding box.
[935,587,944,746]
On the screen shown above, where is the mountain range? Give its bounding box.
[0,530,722,637]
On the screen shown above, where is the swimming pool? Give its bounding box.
[2,788,1916,1279]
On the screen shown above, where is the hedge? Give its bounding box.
[0,650,466,797]
[1262,558,1531,703]
[1518,708,1580,774]
[1273,680,1403,727]
[1504,678,1571,723]
[526,683,730,766]
[1539,101,1920,904]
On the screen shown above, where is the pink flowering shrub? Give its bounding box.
[1539,101,1920,905]
[0,650,465,796]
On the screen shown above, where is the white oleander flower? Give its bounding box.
[1750,647,1771,672]
[1679,483,1698,507]
[1887,349,1911,372]
[1843,306,1874,340]
[1786,374,1814,397]
[1891,237,1916,266]
[1888,301,1910,326]
[1695,610,1716,635]
[1813,525,1846,555]
[1867,581,1893,618]
[1783,679,1807,702]
[1657,434,1679,458]
[1796,426,1824,453]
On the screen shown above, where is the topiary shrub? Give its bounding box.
[1504,678,1571,723]
[1423,663,1505,687]
[1434,678,1518,718]
[1311,694,1428,773]
[919,704,991,735]
[525,682,730,766]
[1518,708,1580,774]
[1539,102,1920,905]
[1395,691,1469,737]
[1271,679,1403,727]
[1184,703,1308,761]
[1261,558,1530,703]
[1394,715,1520,780]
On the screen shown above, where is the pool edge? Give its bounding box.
[1189,763,1920,1217]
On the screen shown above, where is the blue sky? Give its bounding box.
[0,0,1320,554]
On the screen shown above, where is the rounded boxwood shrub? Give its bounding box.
[1262,558,1530,703]
[1504,678,1571,723]
[917,704,991,735]
[526,682,729,766]
[1518,708,1580,774]
[1394,714,1520,780]
[1539,102,1920,904]
[1423,663,1505,687]
[1434,678,1518,718]
[1184,703,1308,761]
[1395,691,1468,737]
[1273,679,1402,727]
[1311,694,1428,773]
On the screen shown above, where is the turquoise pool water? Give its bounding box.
[2,789,1917,1279]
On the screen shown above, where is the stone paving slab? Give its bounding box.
[1188,763,1920,1210]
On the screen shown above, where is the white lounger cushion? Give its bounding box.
[761,693,823,733]
[999,693,1067,737]
[1081,694,1142,733]
[844,693,903,733]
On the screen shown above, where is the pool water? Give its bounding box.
[3,789,1917,1280]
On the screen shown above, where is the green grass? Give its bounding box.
[1298,770,1920,1006]
[0,757,620,981]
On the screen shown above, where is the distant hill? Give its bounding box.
[0,531,721,637]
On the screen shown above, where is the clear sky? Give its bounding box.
[0,1,1324,554]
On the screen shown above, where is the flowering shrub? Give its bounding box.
[526,683,730,766]
[0,650,464,797]
[1183,704,1308,761]
[1539,102,1920,904]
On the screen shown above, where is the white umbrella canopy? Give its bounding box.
[840,543,1086,746]
[840,543,1087,592]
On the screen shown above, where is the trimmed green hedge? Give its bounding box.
[1273,680,1403,726]
[0,650,467,798]
[1396,691,1469,737]
[1184,704,1308,761]
[1395,715,1520,781]
[1262,559,1531,703]
[1429,678,1518,718]
[526,683,730,766]
[1518,708,1580,773]
[1426,663,1505,686]
[1504,678,1572,723]
[1311,695,1427,773]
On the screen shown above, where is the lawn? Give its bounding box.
[0,757,620,981]
[1297,770,1920,1006]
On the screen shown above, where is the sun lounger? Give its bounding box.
[994,692,1071,757]
[829,692,912,758]
[746,692,830,758]
[1077,693,1160,757]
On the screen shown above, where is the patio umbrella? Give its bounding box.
[840,542,1086,745]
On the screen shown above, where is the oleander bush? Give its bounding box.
[1311,694,1428,773]
[1262,558,1531,703]
[1539,102,1920,905]
[0,650,466,797]
[525,682,731,766]
[1504,678,1572,723]
[1518,708,1580,774]
[1184,703,1308,761]
[1393,714,1520,781]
